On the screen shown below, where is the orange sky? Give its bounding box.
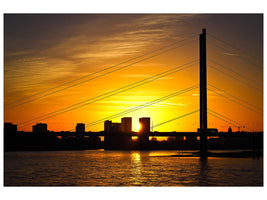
[4,14,263,132]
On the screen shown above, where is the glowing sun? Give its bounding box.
[136,123,142,132]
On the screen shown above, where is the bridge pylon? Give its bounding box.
[199,28,208,159]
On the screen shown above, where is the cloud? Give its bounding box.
[159,102,188,107]
[122,74,151,78]
[4,14,199,104]
[222,52,239,56]
[96,99,188,109]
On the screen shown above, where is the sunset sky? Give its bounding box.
[4,14,263,132]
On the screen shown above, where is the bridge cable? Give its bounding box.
[208,33,260,66]
[5,36,194,106]
[207,88,262,115]
[19,61,197,127]
[18,61,198,128]
[83,85,199,128]
[152,110,199,128]
[209,59,260,86]
[207,41,259,68]
[208,109,254,132]
[208,112,251,132]
[208,84,262,111]
[208,65,262,92]
[73,85,199,131]
[5,37,197,110]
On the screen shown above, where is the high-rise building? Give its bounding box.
[4,123,18,151]
[121,117,132,133]
[76,123,85,134]
[139,117,150,133]
[104,120,112,132]
[104,120,131,150]
[32,123,47,134]
[4,122,17,134]
[138,117,150,144]
[111,123,121,132]
[104,120,122,132]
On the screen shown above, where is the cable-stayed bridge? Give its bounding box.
[4,29,263,156]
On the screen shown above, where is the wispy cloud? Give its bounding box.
[4,14,199,107]
[222,52,239,56]
[96,99,188,109]
[159,102,188,107]
[122,74,151,78]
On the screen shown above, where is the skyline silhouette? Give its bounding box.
[4,118,263,152]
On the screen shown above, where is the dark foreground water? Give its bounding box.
[4,150,263,186]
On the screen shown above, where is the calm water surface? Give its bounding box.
[4,150,263,186]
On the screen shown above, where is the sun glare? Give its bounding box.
[136,123,142,132]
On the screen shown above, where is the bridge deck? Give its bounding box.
[41,131,262,137]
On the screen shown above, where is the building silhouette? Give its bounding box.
[76,123,85,134]
[4,122,17,135]
[104,119,131,149]
[111,123,121,132]
[138,117,150,145]
[32,123,48,134]
[104,120,122,132]
[139,117,150,133]
[4,123,18,150]
[121,117,132,133]
[104,120,112,132]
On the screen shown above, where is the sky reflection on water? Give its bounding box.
[4,150,263,186]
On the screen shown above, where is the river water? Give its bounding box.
[4,150,263,186]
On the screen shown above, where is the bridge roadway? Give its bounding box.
[49,131,259,137]
[52,131,198,137]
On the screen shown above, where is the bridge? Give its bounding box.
[34,130,262,138]
[46,131,202,137]
[5,28,263,156]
